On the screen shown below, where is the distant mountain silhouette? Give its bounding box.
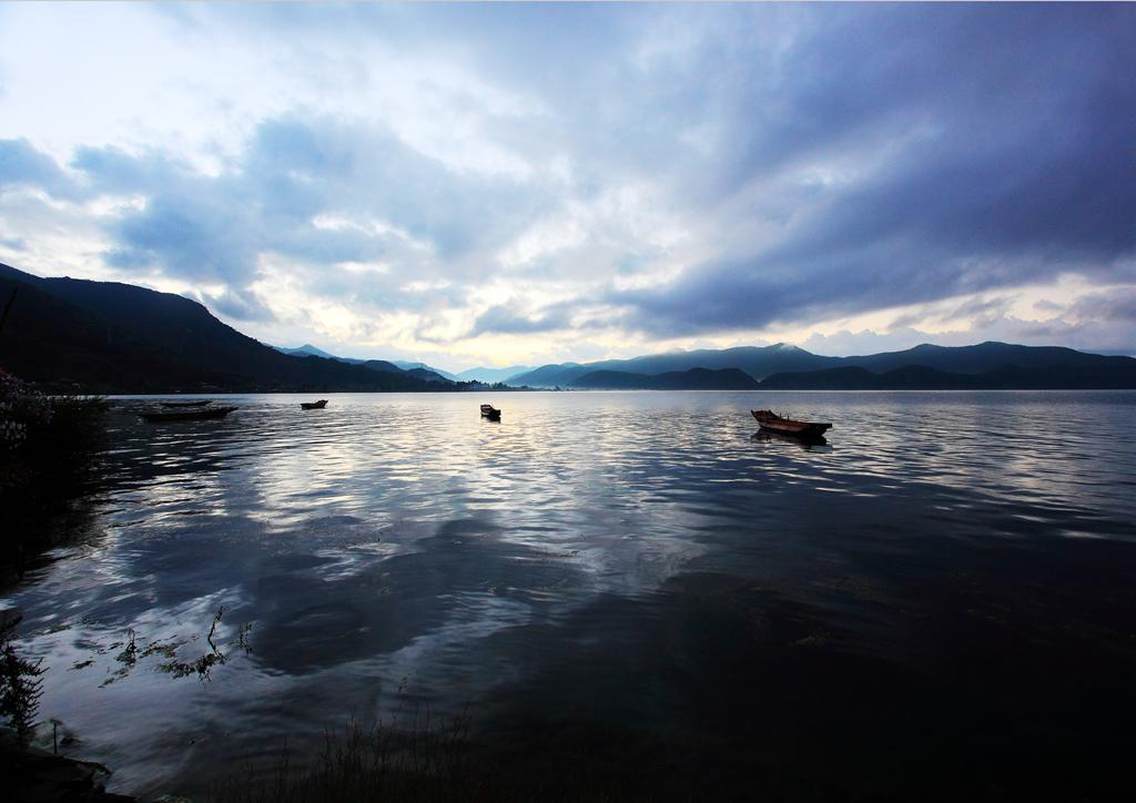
[837,341,1136,377]
[392,360,459,381]
[761,359,1136,390]
[456,365,533,384]
[274,345,457,383]
[509,344,832,387]
[401,366,454,384]
[572,368,760,390]
[503,362,589,388]
[274,343,349,361]
[0,263,452,393]
[510,340,1136,390]
[760,365,983,390]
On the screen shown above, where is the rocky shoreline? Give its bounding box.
[1,730,134,803]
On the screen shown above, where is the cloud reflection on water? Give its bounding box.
[1,391,1135,796]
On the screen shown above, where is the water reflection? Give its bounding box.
[751,428,832,451]
[2,391,1135,798]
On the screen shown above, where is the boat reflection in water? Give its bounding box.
[751,428,832,452]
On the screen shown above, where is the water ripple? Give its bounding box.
[2,390,1135,795]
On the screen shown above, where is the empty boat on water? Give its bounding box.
[752,409,831,438]
[141,405,238,422]
[300,399,328,410]
[160,400,213,408]
[480,404,502,420]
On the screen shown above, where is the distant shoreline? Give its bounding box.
[99,387,1136,398]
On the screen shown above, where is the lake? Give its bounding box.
[4,391,1136,800]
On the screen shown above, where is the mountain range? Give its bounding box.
[570,368,759,390]
[0,263,465,393]
[272,344,527,385]
[508,341,1136,390]
[2,261,1135,392]
[273,344,455,384]
[453,365,533,384]
[506,344,826,387]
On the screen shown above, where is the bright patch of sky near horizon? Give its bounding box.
[0,2,1133,371]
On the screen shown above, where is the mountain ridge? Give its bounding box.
[273,344,456,383]
[571,367,760,390]
[507,344,834,386]
[509,340,1136,389]
[0,263,457,393]
[3,262,1135,392]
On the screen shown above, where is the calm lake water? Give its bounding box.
[5,391,1136,799]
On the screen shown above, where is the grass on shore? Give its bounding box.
[209,714,690,803]
[0,369,108,576]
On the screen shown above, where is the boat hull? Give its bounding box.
[758,421,831,437]
[160,400,212,408]
[751,410,831,438]
[300,400,328,410]
[141,406,237,422]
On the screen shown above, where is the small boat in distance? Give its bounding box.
[751,409,831,438]
[160,400,213,408]
[141,405,238,423]
[480,403,502,420]
[300,400,328,410]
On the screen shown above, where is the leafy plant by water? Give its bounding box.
[213,710,477,803]
[0,615,45,746]
[94,607,254,687]
[0,369,108,577]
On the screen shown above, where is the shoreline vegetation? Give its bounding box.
[209,717,699,803]
[0,370,109,581]
[1,613,131,803]
[0,374,128,800]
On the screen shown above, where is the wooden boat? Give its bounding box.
[751,409,831,438]
[141,405,238,422]
[300,399,328,410]
[160,400,212,408]
[480,403,501,420]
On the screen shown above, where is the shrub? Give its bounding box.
[0,368,108,571]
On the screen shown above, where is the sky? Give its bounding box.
[0,2,1134,370]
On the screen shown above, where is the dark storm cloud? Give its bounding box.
[1070,288,1136,324]
[469,303,572,337]
[608,4,1136,336]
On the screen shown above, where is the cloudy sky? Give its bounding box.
[1,3,1133,369]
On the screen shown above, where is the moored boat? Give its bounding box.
[480,403,501,420]
[160,400,213,408]
[141,405,238,422]
[300,399,328,410]
[751,409,831,438]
